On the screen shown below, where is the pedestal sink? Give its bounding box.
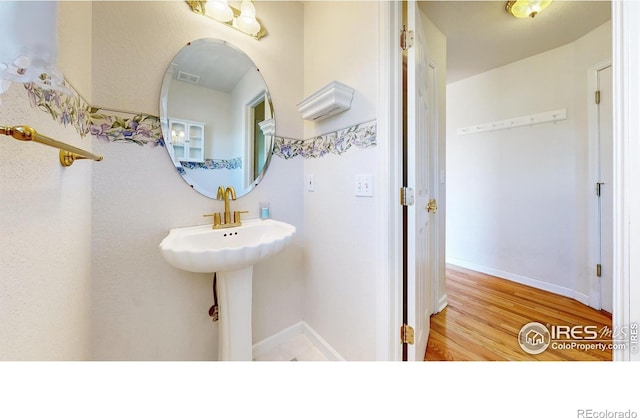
[159,218,296,360]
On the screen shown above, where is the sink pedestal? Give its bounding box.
[159,219,296,360]
[217,266,253,361]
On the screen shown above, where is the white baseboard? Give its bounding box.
[446,257,590,306]
[252,322,304,359]
[436,293,448,313]
[300,322,345,361]
[252,321,345,361]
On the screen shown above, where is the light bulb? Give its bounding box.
[240,0,256,18]
[208,0,233,23]
[237,1,260,35]
[528,0,541,17]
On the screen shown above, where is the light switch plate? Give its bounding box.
[307,174,315,191]
[355,174,373,197]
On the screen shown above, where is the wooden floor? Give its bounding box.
[425,265,612,361]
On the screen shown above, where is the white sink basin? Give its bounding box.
[159,218,296,273]
[159,218,296,361]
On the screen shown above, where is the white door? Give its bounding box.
[598,65,613,313]
[404,0,435,361]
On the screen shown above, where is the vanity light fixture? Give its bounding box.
[505,0,552,18]
[187,0,267,39]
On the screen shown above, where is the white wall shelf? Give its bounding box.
[457,108,567,136]
[297,81,354,121]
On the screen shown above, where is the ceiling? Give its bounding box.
[418,1,611,83]
[171,40,254,92]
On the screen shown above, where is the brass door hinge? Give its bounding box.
[595,90,601,104]
[401,27,414,50]
[426,198,438,214]
[401,323,415,345]
[400,187,415,206]
[597,264,602,277]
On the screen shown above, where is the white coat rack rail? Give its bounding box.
[457,108,567,136]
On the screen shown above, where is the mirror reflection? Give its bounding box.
[160,38,275,199]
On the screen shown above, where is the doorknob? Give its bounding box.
[426,198,438,214]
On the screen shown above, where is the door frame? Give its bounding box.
[402,0,438,361]
[587,60,612,311]
[377,0,637,361]
[611,0,637,361]
[376,0,443,361]
[376,0,404,361]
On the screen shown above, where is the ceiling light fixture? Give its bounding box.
[506,0,552,18]
[187,0,267,40]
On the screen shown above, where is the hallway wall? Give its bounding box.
[446,21,611,304]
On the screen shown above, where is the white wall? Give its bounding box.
[88,1,304,360]
[446,21,611,303]
[168,81,232,159]
[302,1,379,360]
[0,2,93,360]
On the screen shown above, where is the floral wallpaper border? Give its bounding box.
[24,81,163,147]
[180,157,242,171]
[273,119,377,160]
[23,81,376,159]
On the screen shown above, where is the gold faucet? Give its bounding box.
[218,186,235,224]
[203,186,248,229]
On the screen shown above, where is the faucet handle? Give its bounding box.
[233,210,249,224]
[203,213,222,227]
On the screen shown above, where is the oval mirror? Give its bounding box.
[160,38,275,199]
